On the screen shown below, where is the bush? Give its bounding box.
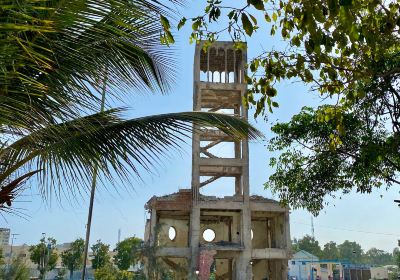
[94,264,141,280]
[0,257,30,280]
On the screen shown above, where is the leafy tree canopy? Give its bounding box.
[292,235,322,258]
[364,247,393,266]
[93,263,144,280]
[163,0,400,213]
[171,0,400,116]
[394,248,400,267]
[337,240,363,263]
[0,248,3,266]
[114,237,142,270]
[29,237,58,279]
[266,104,400,213]
[322,241,340,260]
[292,236,398,265]
[61,238,85,280]
[91,240,111,270]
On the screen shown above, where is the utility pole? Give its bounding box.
[311,216,315,239]
[81,73,108,280]
[8,233,19,271]
[9,233,19,259]
[41,233,46,280]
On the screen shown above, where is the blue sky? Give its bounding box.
[4,2,400,253]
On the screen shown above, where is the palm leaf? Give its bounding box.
[0,170,40,207]
[0,111,262,205]
[0,0,180,133]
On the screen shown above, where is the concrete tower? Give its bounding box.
[190,41,251,279]
[144,41,291,280]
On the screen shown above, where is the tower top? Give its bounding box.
[194,41,247,84]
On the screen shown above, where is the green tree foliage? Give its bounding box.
[265,104,400,213]
[91,240,111,270]
[172,0,400,212]
[291,240,299,253]
[338,240,363,263]
[114,237,142,270]
[61,238,85,279]
[322,241,340,260]
[0,247,4,266]
[0,0,261,213]
[364,247,393,265]
[94,264,119,280]
[394,248,400,267]
[29,237,58,280]
[178,0,400,112]
[292,235,322,258]
[94,263,143,280]
[293,236,398,265]
[0,256,30,280]
[389,268,400,280]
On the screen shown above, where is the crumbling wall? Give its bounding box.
[252,259,269,280]
[252,260,287,280]
[161,257,188,280]
[158,217,189,247]
[199,250,217,280]
[251,220,269,249]
[215,258,232,279]
[199,210,241,244]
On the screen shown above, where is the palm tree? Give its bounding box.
[0,1,262,210]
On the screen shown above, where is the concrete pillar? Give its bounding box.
[282,260,288,280]
[189,206,200,279]
[150,209,157,246]
[285,212,291,252]
[236,207,252,279]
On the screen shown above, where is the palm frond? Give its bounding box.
[0,0,180,132]
[1,110,262,202]
[0,170,40,208]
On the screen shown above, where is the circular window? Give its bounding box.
[168,226,176,241]
[202,229,216,242]
[251,229,254,240]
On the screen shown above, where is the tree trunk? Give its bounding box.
[70,269,73,280]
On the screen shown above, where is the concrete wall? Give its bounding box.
[215,258,231,279]
[251,220,269,249]
[200,210,241,245]
[158,217,189,247]
[253,259,287,280]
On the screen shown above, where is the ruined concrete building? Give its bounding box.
[144,41,291,279]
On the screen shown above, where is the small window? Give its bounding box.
[291,261,296,265]
[202,229,216,242]
[168,226,176,241]
[302,262,306,265]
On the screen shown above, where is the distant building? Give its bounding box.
[0,228,10,245]
[288,250,319,280]
[288,250,389,280]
